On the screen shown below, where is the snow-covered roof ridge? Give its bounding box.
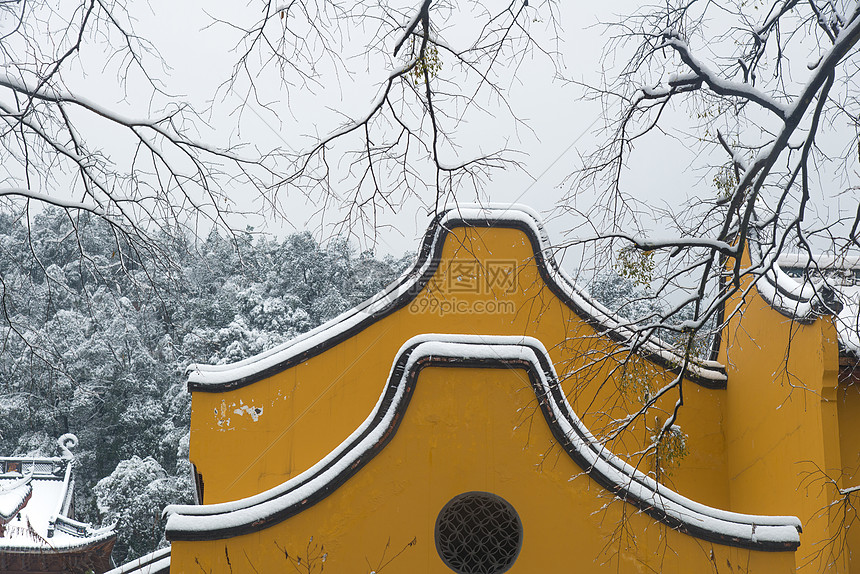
[105,546,171,574]
[747,226,847,323]
[186,204,726,391]
[165,334,798,551]
[771,253,860,357]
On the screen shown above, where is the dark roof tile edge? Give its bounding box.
[166,334,798,552]
[186,205,726,392]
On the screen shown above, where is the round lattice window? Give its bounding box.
[434,492,523,574]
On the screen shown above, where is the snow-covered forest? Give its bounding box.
[0,208,412,562]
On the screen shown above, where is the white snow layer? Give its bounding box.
[758,252,860,354]
[837,284,860,355]
[755,246,855,322]
[186,205,726,387]
[165,334,798,546]
[0,477,31,520]
[105,547,171,574]
[0,458,114,551]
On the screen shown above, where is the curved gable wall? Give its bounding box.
[186,210,730,508]
[169,337,797,574]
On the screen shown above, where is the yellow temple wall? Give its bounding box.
[169,216,860,572]
[719,258,851,572]
[188,225,730,512]
[173,366,792,573]
[838,372,860,574]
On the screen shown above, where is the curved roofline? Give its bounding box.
[105,547,171,574]
[0,475,32,522]
[0,434,116,552]
[747,225,844,324]
[166,334,798,551]
[770,252,859,358]
[0,533,116,554]
[186,205,726,392]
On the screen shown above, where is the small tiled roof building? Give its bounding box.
[0,434,116,574]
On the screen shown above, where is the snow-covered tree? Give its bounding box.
[0,209,409,561]
[94,455,191,563]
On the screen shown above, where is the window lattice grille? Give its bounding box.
[434,492,522,574]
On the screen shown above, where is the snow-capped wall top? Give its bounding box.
[166,334,798,551]
[774,253,860,357]
[105,547,171,574]
[746,223,848,324]
[186,204,727,391]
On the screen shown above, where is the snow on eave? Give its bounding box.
[747,229,845,324]
[186,205,726,392]
[0,475,32,521]
[105,547,171,574]
[166,334,797,551]
[0,528,116,553]
[0,532,117,554]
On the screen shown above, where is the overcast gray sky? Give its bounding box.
[4,0,850,265]
[114,0,707,255]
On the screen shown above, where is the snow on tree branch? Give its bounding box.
[567,0,860,486]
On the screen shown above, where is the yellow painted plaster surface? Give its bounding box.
[721,265,849,572]
[838,375,860,574]
[174,366,793,573]
[189,226,728,512]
